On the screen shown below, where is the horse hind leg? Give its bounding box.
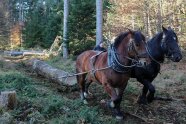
[76,73,88,104]
[84,77,94,98]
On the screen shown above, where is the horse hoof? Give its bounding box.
[147,95,154,103]
[147,98,153,103]
[116,115,123,120]
[83,99,88,104]
[137,96,147,105]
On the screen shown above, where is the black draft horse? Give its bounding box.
[131,26,182,104]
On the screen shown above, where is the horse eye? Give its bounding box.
[135,43,140,47]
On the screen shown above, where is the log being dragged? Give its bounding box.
[27,59,77,86]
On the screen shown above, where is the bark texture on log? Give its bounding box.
[27,59,77,86]
[0,91,17,109]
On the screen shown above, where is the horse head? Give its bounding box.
[161,26,182,62]
[127,29,150,66]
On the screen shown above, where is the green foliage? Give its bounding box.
[47,55,75,73]
[42,95,65,118]
[22,0,112,55]
[23,0,63,48]
[0,72,32,91]
[69,39,95,55]
[68,0,96,55]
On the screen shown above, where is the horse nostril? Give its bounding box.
[175,56,181,62]
[144,62,147,66]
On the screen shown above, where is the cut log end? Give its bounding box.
[0,91,17,109]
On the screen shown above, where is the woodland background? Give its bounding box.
[0,0,185,55]
[0,0,186,123]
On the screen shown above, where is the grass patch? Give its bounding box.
[47,55,75,73]
[0,71,117,123]
[0,71,32,91]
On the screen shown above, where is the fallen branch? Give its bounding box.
[125,112,149,123]
[154,96,184,102]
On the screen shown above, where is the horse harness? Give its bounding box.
[90,51,109,83]
[90,42,146,80]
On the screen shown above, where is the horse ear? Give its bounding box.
[127,29,134,35]
[162,25,168,33]
[167,26,171,30]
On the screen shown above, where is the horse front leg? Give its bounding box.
[137,79,148,104]
[146,82,155,103]
[103,83,124,120]
[137,79,155,104]
[113,87,125,120]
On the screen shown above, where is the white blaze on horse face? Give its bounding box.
[129,38,134,44]
[173,37,176,41]
[128,38,134,52]
[163,33,166,39]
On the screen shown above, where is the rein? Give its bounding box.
[59,52,111,79]
[59,65,111,79]
[146,35,173,65]
[146,42,161,65]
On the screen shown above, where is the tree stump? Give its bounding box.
[0,91,17,109]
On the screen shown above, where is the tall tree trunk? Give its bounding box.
[96,0,103,45]
[131,13,135,30]
[147,11,152,38]
[157,0,162,32]
[62,0,69,59]
[143,0,150,38]
[18,0,24,49]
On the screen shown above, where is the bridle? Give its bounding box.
[146,33,180,65]
[127,38,149,61]
[108,38,149,71]
[125,37,149,67]
[146,42,161,65]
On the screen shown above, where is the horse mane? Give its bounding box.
[113,31,145,48]
[149,29,177,44]
[148,32,163,45]
[134,31,145,44]
[113,32,129,48]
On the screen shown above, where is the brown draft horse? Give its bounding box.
[76,30,148,119]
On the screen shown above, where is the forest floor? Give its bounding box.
[0,52,186,124]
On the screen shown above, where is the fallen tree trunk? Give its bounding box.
[27,59,77,86]
[4,50,48,57]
